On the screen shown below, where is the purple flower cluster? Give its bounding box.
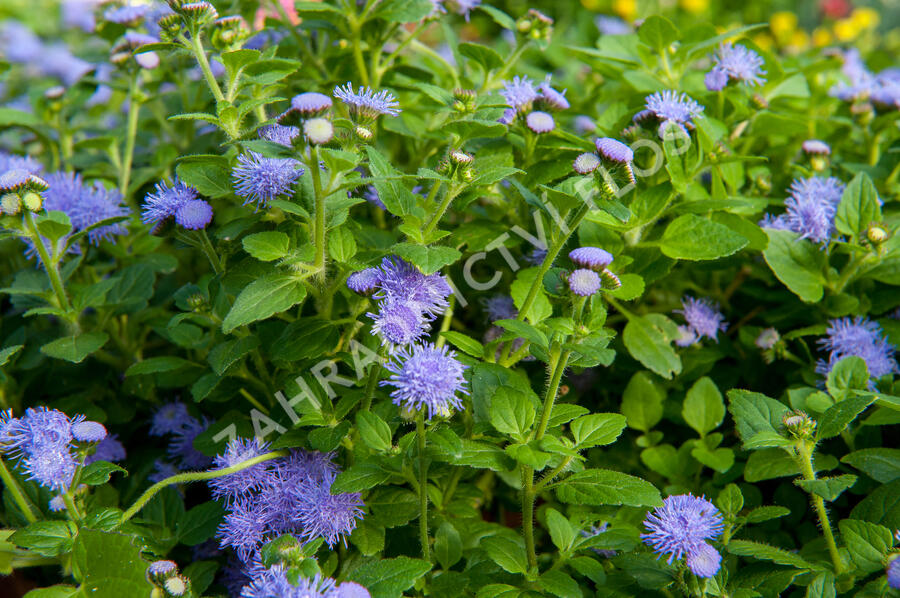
[233,152,304,209]
[705,43,766,91]
[642,494,724,578]
[431,0,482,21]
[0,408,106,491]
[211,447,363,563]
[240,565,370,598]
[639,91,704,139]
[0,21,92,86]
[499,75,568,132]
[143,178,213,230]
[816,317,898,383]
[354,257,452,349]
[382,343,469,419]
[334,83,400,120]
[149,402,214,471]
[830,49,900,110]
[0,151,43,176]
[675,296,727,346]
[759,176,846,244]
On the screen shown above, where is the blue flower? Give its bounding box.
[293,470,364,547]
[167,417,213,469]
[150,402,193,436]
[218,495,271,561]
[705,43,766,91]
[802,139,831,155]
[38,44,92,86]
[816,317,898,382]
[72,420,107,442]
[569,247,613,270]
[568,269,601,296]
[241,567,342,598]
[888,555,900,589]
[85,434,126,465]
[258,124,300,147]
[642,494,724,578]
[175,199,214,230]
[42,171,130,245]
[755,327,780,350]
[347,267,381,295]
[232,152,303,208]
[676,296,727,343]
[0,151,43,175]
[0,21,43,64]
[482,295,517,323]
[438,0,482,21]
[333,83,400,119]
[289,92,333,115]
[537,78,570,111]
[369,299,430,348]
[104,4,149,25]
[500,76,538,113]
[1,407,73,456]
[643,91,704,129]
[595,15,631,35]
[208,438,274,502]
[573,115,596,135]
[23,448,77,491]
[149,460,180,483]
[375,257,452,319]
[259,450,338,534]
[675,325,699,348]
[779,176,845,243]
[595,138,634,163]
[382,342,468,419]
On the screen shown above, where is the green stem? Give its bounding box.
[410,40,460,89]
[350,19,370,87]
[482,42,530,92]
[24,211,73,318]
[361,347,385,412]
[831,254,867,294]
[434,295,455,348]
[795,441,844,574]
[0,459,37,523]
[522,466,537,569]
[62,492,82,524]
[187,33,225,103]
[310,146,327,274]
[422,184,459,238]
[121,450,288,523]
[119,74,141,198]
[534,347,571,442]
[416,412,431,562]
[198,229,224,275]
[374,21,429,86]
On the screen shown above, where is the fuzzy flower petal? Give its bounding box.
[382,343,468,419]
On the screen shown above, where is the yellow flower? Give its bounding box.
[833,18,860,42]
[812,27,833,47]
[613,0,636,20]
[753,32,775,52]
[579,0,603,10]
[789,30,810,50]
[679,0,708,14]
[851,7,880,29]
[770,11,798,38]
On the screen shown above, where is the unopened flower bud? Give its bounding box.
[147,560,178,584]
[449,150,473,165]
[22,192,42,211]
[1,193,21,215]
[163,575,189,597]
[355,125,373,141]
[867,223,889,244]
[599,268,621,290]
[304,117,334,145]
[783,410,816,438]
[461,167,475,182]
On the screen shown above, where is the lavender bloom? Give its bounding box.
[644,91,704,129]
[148,560,177,577]
[218,496,272,561]
[595,15,631,35]
[150,402,193,436]
[382,343,468,419]
[347,268,381,295]
[293,471,365,547]
[38,44,92,86]
[675,325,699,348]
[568,269,601,296]
[362,185,386,210]
[573,153,600,174]
[258,124,300,147]
[375,257,452,319]
[260,450,339,534]
[526,247,548,266]
[337,582,371,598]
[525,111,555,133]
[829,48,900,109]
[569,247,613,270]
[888,555,900,589]
[705,43,766,91]
[0,151,43,175]
[175,199,213,230]
[369,299,430,348]
[85,435,126,465]
[72,421,107,442]
[333,83,400,119]
[676,297,727,342]
[149,460,180,483]
[437,0,482,21]
[232,152,303,208]
[168,417,213,469]
[208,438,274,502]
[142,178,205,228]
[500,76,538,113]
[290,92,333,115]
[781,176,846,243]
[816,317,898,382]
[483,295,517,322]
[498,108,516,125]
[755,327,780,350]
[42,172,130,245]
[0,21,43,64]
[573,115,596,134]
[24,449,77,491]
[49,495,67,512]
[758,213,792,231]
[595,138,634,163]
[104,4,149,25]
[802,139,831,155]
[642,494,724,578]
[1,407,73,456]
[582,522,616,558]
[242,567,340,598]
[537,79,570,111]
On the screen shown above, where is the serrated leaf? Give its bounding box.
[80,461,126,486]
[726,540,814,569]
[569,413,626,448]
[622,314,681,379]
[682,376,725,437]
[242,231,290,261]
[331,462,391,493]
[660,214,748,261]
[838,519,893,574]
[555,469,661,507]
[222,273,307,333]
[481,536,528,574]
[796,474,857,501]
[440,331,484,358]
[40,332,109,363]
[391,243,460,275]
[763,229,826,303]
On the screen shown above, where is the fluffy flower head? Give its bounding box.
[333,83,400,119]
[677,296,727,341]
[232,152,303,208]
[382,343,468,419]
[642,494,723,575]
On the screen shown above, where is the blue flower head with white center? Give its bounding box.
[568,269,601,296]
[705,43,766,91]
[642,494,724,578]
[232,152,303,208]
[676,296,727,342]
[815,317,898,383]
[382,342,468,419]
[333,83,400,121]
[526,111,555,133]
[500,75,538,113]
[72,421,107,443]
[208,437,274,502]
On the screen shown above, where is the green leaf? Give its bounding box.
[356,412,392,452]
[176,501,226,546]
[744,505,791,523]
[208,336,260,376]
[691,444,735,473]
[222,273,307,333]
[440,331,484,358]
[726,539,814,570]
[539,570,582,598]
[682,376,725,437]
[838,519,893,574]
[391,243,461,275]
[23,586,77,598]
[490,387,536,438]
[10,521,77,557]
[805,572,835,598]
[818,393,874,439]
[372,0,433,22]
[744,448,837,482]
[569,413,626,448]
[0,344,23,366]
[345,556,431,598]
[545,508,577,552]
[494,318,548,349]
[365,147,416,216]
[716,484,744,514]
[835,172,881,240]
[478,4,516,29]
[80,461,126,486]
[242,231,290,261]
[825,356,869,401]
[350,520,385,556]
[727,389,790,449]
[125,356,194,376]
[481,536,528,574]
[621,371,665,432]
[763,229,826,303]
[511,268,552,324]
[842,448,900,483]
[434,521,462,570]
[660,214,748,261]
[71,529,154,597]
[638,15,679,50]
[328,227,357,263]
[35,211,73,243]
[176,157,232,199]
[622,314,681,379]
[40,332,109,363]
[796,474,857,501]
[555,469,662,507]
[458,42,504,71]
[850,480,900,528]
[505,442,551,470]
[331,462,391,493]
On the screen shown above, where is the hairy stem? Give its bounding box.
[795,441,844,574]
[24,211,73,319]
[0,459,37,523]
[121,450,289,523]
[522,466,536,569]
[416,412,431,562]
[310,146,327,274]
[187,33,225,103]
[422,183,458,238]
[119,74,141,198]
[198,229,224,275]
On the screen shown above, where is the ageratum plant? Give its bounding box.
[0,0,898,597]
